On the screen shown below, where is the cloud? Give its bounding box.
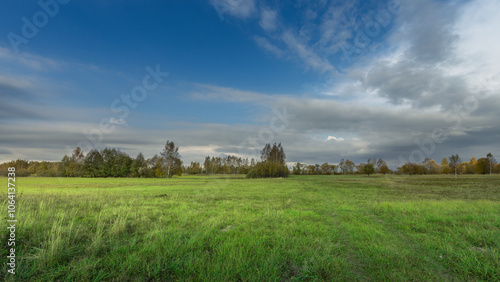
[1,84,498,167]
[210,0,257,19]
[326,136,344,142]
[253,36,285,57]
[281,30,335,74]
[216,1,357,74]
[190,83,275,105]
[0,74,34,94]
[0,46,61,71]
[360,60,472,109]
[314,3,357,57]
[313,0,500,113]
[0,148,12,155]
[109,117,128,126]
[259,7,277,31]
[394,0,460,64]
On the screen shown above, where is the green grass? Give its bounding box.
[1,175,499,281]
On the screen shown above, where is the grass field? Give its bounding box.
[1,175,499,281]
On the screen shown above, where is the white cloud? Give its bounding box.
[315,3,357,56]
[326,136,344,142]
[190,83,276,105]
[259,7,277,31]
[0,46,61,71]
[281,30,335,74]
[109,117,128,126]
[253,36,284,57]
[210,0,257,19]
[0,74,33,91]
[454,0,500,79]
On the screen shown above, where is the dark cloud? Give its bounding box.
[0,82,29,99]
[0,148,12,154]
[397,0,461,64]
[361,61,471,108]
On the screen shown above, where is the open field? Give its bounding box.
[1,175,499,281]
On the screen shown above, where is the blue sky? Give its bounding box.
[1,0,499,167]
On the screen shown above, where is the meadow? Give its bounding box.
[1,175,499,281]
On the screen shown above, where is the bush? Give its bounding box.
[246,161,289,178]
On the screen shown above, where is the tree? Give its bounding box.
[186,161,202,174]
[398,162,426,175]
[344,159,355,174]
[465,157,477,174]
[356,163,365,174]
[101,148,118,177]
[320,163,332,175]
[379,164,391,175]
[424,158,439,174]
[475,158,490,174]
[306,165,316,175]
[100,148,132,177]
[203,156,212,175]
[60,155,81,177]
[338,159,345,174]
[448,154,461,179]
[71,146,85,163]
[116,151,133,177]
[131,153,146,177]
[329,164,337,174]
[441,158,451,174]
[247,143,289,178]
[458,161,468,175]
[83,149,104,177]
[61,146,85,177]
[60,155,71,177]
[160,140,182,178]
[486,153,496,175]
[315,164,321,175]
[174,158,183,176]
[362,163,375,176]
[376,158,387,173]
[260,142,286,164]
[292,162,303,175]
[399,163,412,175]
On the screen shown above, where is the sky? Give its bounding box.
[0,0,499,168]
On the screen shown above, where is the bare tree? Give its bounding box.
[449,154,461,179]
[486,153,496,175]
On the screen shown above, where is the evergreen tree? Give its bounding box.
[131,153,146,177]
[83,149,104,177]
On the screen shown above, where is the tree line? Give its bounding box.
[0,141,183,178]
[397,154,498,176]
[185,155,257,175]
[0,140,497,178]
[291,157,391,176]
[291,153,498,176]
[0,141,290,178]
